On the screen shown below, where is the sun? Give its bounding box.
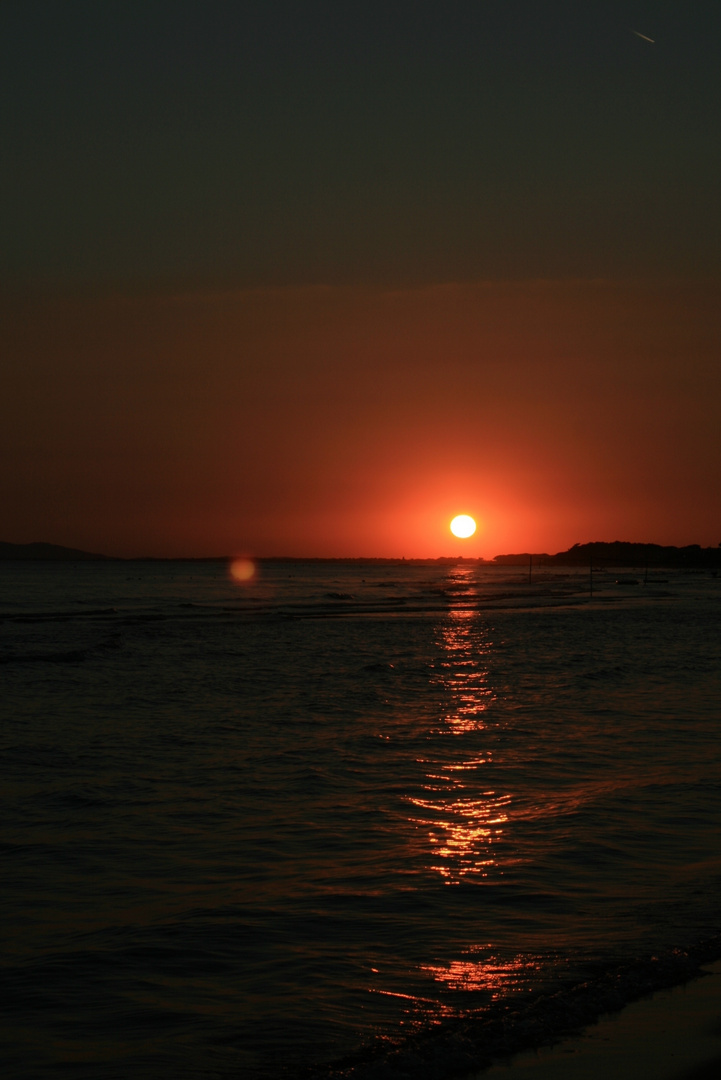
[450,514,477,539]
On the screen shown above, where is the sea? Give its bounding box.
[1,558,720,1079]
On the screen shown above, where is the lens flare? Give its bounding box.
[450,515,477,539]
[230,557,256,582]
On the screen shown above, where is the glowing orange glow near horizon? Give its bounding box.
[230,557,256,582]
[450,515,477,539]
[3,281,720,559]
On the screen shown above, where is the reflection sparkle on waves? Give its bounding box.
[401,570,535,1009]
[407,567,509,885]
[436,606,494,735]
[421,947,543,1004]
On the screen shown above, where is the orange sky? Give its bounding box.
[3,6,720,560]
[2,278,720,558]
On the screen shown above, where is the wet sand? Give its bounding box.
[475,960,721,1080]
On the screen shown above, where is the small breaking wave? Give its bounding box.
[296,939,721,1080]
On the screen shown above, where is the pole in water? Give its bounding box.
[529,553,532,585]
[589,546,593,597]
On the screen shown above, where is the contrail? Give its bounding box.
[632,30,655,44]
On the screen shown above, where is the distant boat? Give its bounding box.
[615,577,639,585]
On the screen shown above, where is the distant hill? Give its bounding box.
[0,541,115,561]
[494,541,721,568]
[2,539,719,567]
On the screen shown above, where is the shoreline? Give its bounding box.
[475,959,721,1080]
[309,942,721,1079]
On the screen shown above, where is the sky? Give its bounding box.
[2,1,720,558]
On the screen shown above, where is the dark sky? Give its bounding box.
[3,0,720,290]
[2,2,721,557]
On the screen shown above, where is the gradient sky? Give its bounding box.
[2,1,720,557]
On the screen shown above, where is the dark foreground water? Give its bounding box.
[1,560,720,1078]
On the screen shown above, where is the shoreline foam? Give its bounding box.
[303,941,721,1079]
[476,958,721,1080]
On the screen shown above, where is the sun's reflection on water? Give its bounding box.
[369,948,543,1023]
[370,569,539,1019]
[408,567,509,884]
[421,947,542,1005]
[407,788,510,881]
[436,605,494,735]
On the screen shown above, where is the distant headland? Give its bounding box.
[0,541,113,561]
[1,539,720,568]
[493,541,721,569]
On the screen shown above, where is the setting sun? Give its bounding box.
[450,514,477,539]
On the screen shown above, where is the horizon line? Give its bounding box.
[2,539,720,564]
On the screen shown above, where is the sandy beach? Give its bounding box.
[475,960,721,1080]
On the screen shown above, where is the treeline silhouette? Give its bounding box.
[494,541,721,568]
[1,539,720,567]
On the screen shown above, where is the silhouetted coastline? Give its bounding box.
[493,541,721,569]
[2,539,720,568]
[0,541,113,561]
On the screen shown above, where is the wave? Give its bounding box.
[296,937,721,1080]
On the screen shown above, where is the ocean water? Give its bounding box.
[1,559,720,1078]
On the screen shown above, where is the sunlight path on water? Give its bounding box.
[408,567,507,887]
